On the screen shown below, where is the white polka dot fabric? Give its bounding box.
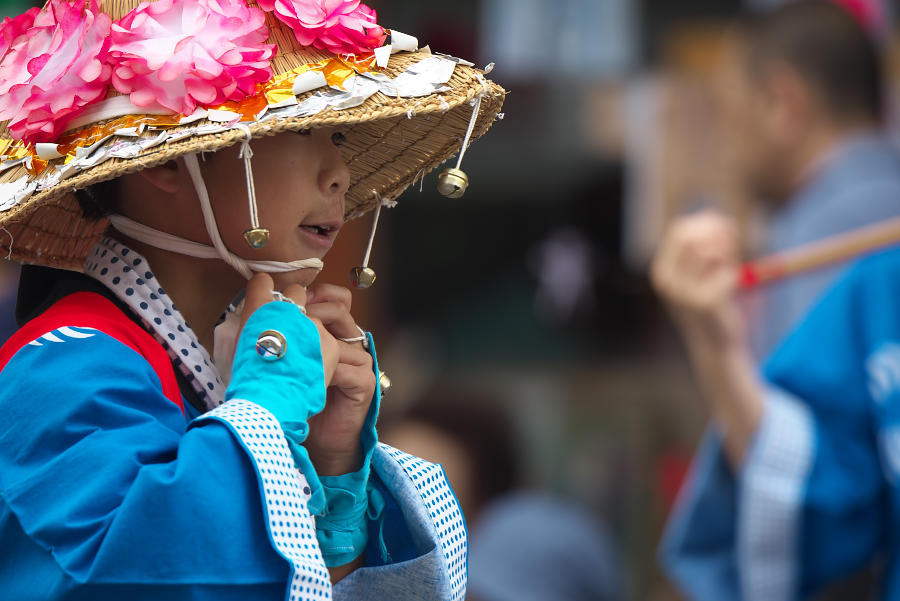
[203,400,333,601]
[85,237,224,411]
[378,443,468,601]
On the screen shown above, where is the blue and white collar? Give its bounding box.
[84,236,225,411]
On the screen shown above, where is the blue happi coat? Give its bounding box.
[661,246,900,600]
[0,273,466,601]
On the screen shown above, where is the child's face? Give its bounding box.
[199,127,350,288]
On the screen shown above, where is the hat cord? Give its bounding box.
[107,214,324,274]
[107,152,324,279]
[186,152,255,278]
[360,194,383,270]
[237,125,263,235]
[454,92,482,171]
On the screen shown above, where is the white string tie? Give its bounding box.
[361,190,385,270]
[177,153,324,279]
[455,92,483,170]
[236,125,263,236]
[414,168,426,192]
[476,72,489,95]
[109,214,324,276]
[184,152,251,278]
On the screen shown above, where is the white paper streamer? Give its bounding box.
[292,70,328,95]
[391,31,419,53]
[35,143,64,161]
[206,109,242,123]
[0,176,35,210]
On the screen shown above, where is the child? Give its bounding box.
[0,1,504,599]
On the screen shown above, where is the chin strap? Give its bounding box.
[108,215,324,276]
[108,151,324,279]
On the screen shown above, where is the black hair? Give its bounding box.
[74,177,120,221]
[741,0,883,124]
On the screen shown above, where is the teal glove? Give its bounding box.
[315,331,388,567]
[226,300,328,513]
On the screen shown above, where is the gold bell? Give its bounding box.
[437,168,469,199]
[243,227,270,249]
[350,266,377,289]
[379,370,391,397]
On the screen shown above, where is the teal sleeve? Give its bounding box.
[226,300,328,513]
[316,331,386,567]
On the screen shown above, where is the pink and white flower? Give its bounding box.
[0,6,39,61]
[257,0,385,56]
[109,0,276,115]
[0,0,112,144]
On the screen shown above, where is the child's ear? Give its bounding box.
[136,160,180,194]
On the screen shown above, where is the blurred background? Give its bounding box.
[2,0,899,599]
[327,1,899,600]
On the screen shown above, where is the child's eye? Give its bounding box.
[331,132,346,147]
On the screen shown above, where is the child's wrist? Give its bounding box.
[309,444,363,477]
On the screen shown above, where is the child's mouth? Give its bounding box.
[298,223,341,248]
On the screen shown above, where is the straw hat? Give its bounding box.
[0,0,505,270]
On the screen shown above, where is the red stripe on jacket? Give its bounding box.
[0,292,184,412]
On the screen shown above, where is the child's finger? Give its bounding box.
[241,273,276,330]
[305,301,360,340]
[281,283,309,309]
[306,283,352,310]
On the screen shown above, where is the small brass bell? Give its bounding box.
[437,168,469,199]
[350,266,377,289]
[243,227,270,249]
[379,370,391,397]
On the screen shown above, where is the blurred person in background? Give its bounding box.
[382,391,622,601]
[653,210,900,601]
[651,2,900,601]
[718,0,900,357]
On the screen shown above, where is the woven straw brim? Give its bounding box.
[0,6,505,270]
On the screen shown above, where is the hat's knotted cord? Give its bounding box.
[453,73,489,171]
[110,151,324,280]
[360,190,385,272]
[108,214,324,275]
[185,152,255,279]
[237,125,263,237]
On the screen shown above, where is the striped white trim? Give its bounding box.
[739,387,815,601]
[203,400,332,601]
[377,443,468,600]
[26,326,98,347]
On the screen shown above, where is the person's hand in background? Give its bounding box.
[652,212,763,466]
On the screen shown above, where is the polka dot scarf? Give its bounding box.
[85,236,225,412]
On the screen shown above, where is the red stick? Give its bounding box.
[739,217,900,289]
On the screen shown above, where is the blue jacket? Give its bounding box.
[661,247,900,601]
[0,283,466,600]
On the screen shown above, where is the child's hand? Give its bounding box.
[242,273,340,387]
[304,283,376,477]
[651,211,746,353]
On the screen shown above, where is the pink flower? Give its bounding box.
[109,0,275,115]
[0,0,112,144]
[257,0,385,56]
[0,6,39,60]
